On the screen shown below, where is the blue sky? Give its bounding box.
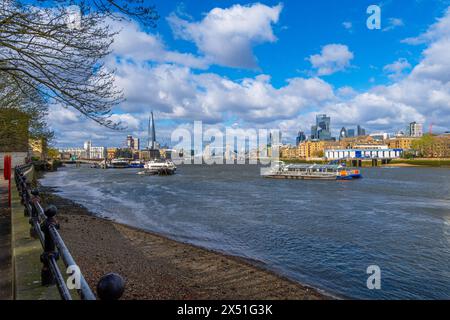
[156,0,441,88]
[49,0,450,147]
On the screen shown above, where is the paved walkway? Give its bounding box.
[0,171,12,299]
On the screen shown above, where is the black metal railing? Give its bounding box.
[14,164,125,300]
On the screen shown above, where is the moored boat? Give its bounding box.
[108,158,129,169]
[262,161,362,180]
[129,160,144,168]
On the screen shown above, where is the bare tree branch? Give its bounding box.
[0,0,159,129]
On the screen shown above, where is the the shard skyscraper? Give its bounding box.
[147,111,160,159]
[147,112,156,149]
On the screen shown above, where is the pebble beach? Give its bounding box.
[40,187,330,300]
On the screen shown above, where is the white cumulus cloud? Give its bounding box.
[383,58,411,80]
[167,3,283,69]
[109,18,207,69]
[112,62,335,124]
[308,44,354,76]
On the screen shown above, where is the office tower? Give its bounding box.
[311,114,332,141]
[126,135,134,149]
[408,122,423,137]
[296,131,306,145]
[269,131,282,146]
[134,138,140,151]
[339,127,347,140]
[347,129,355,137]
[147,111,161,159]
[357,125,366,136]
[148,112,157,149]
[310,125,318,140]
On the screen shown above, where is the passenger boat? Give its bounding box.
[262,161,362,180]
[142,159,177,175]
[108,158,129,169]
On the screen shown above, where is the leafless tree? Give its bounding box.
[0,0,158,128]
[37,0,159,28]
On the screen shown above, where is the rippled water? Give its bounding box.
[40,164,450,299]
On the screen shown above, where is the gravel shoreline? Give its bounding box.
[39,185,332,300]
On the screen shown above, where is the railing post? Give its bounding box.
[40,205,59,286]
[15,171,22,195]
[19,176,26,206]
[17,175,28,217]
[29,189,40,238]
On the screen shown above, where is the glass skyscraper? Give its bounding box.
[311,114,332,141]
[339,127,347,140]
[347,129,355,137]
[296,131,306,145]
[357,125,366,136]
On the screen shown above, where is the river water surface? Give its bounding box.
[40,164,450,299]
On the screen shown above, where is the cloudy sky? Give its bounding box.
[50,0,450,148]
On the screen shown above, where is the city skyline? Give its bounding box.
[58,116,425,151]
[47,1,450,148]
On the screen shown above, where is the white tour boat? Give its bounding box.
[142,159,177,175]
[262,161,362,180]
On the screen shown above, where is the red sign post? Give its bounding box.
[3,155,11,207]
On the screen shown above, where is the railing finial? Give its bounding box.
[97,273,125,300]
[44,205,58,218]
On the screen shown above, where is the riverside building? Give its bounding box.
[59,140,105,159]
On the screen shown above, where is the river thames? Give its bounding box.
[40,165,450,299]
